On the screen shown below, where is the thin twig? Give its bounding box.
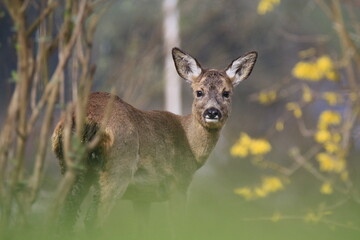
[28,80,60,204]
[242,213,360,231]
[27,1,59,36]
[290,148,347,194]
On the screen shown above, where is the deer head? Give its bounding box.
[172,47,257,130]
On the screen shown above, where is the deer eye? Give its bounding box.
[196,91,203,97]
[222,91,230,98]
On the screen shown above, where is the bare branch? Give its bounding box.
[330,0,360,70]
[26,1,59,36]
[28,81,60,204]
[289,148,348,194]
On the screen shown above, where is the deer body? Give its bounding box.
[52,48,257,230]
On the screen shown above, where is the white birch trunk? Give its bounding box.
[162,0,181,115]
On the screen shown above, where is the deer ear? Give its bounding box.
[172,47,202,83]
[225,51,258,87]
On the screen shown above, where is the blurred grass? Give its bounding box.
[101,193,360,240]
[3,176,359,240]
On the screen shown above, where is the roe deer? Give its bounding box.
[52,47,257,232]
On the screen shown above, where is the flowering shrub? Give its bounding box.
[232,1,360,231]
[232,52,350,200]
[292,55,338,82]
[231,133,271,158]
[234,177,284,200]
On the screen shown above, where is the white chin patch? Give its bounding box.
[205,118,219,123]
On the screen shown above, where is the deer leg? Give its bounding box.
[96,178,130,228]
[57,170,93,235]
[93,133,139,230]
[84,180,100,231]
[168,191,188,240]
[132,201,151,239]
[95,160,135,228]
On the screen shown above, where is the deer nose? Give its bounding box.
[203,108,222,122]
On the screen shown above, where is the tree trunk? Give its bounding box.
[162,0,181,115]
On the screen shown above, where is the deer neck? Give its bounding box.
[181,114,221,168]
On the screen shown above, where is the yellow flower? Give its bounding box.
[304,211,328,223]
[316,56,333,73]
[317,55,338,81]
[249,139,272,155]
[324,142,339,154]
[292,62,322,81]
[316,153,335,172]
[234,187,253,200]
[275,120,284,131]
[257,0,280,15]
[316,153,345,173]
[294,109,302,118]
[230,133,253,157]
[322,92,341,106]
[254,187,268,198]
[257,1,273,15]
[302,86,313,103]
[292,55,338,82]
[326,71,338,81]
[235,176,284,200]
[230,144,248,157]
[304,212,319,223]
[258,90,277,105]
[286,102,302,118]
[262,177,283,193]
[318,110,341,128]
[231,133,272,157]
[239,132,252,146]
[315,130,331,143]
[320,182,333,195]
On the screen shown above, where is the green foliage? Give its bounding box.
[9,70,18,83]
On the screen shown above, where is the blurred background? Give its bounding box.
[1,0,360,239]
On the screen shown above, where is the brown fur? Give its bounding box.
[52,48,257,229]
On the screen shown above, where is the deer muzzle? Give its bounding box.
[203,108,222,123]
